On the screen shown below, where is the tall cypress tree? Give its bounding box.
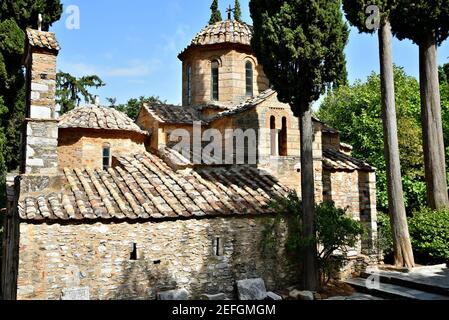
[209,0,222,25]
[234,0,242,22]
[250,0,348,290]
[390,1,449,210]
[343,1,415,269]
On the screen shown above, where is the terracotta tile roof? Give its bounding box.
[59,105,148,135]
[323,149,375,172]
[143,104,207,125]
[26,28,60,51]
[18,153,288,221]
[209,89,276,121]
[179,20,252,58]
[209,89,324,125]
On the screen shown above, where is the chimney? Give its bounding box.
[22,27,60,175]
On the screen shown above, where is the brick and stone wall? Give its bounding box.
[22,47,59,175]
[58,128,147,169]
[16,216,298,300]
[181,47,270,106]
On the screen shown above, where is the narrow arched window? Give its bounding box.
[103,143,111,170]
[270,116,277,156]
[187,64,192,105]
[246,61,253,97]
[211,60,219,101]
[279,117,288,156]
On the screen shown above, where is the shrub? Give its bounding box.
[265,191,365,285]
[377,208,449,264]
[409,208,449,262]
[376,212,394,255]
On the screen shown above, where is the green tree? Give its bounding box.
[56,72,106,114]
[318,67,431,215]
[390,1,449,210]
[234,0,242,22]
[107,96,166,121]
[209,0,222,25]
[250,0,349,291]
[343,0,414,268]
[0,0,62,173]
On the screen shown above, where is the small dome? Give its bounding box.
[59,105,148,135]
[179,20,253,58]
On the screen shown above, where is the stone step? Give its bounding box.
[344,278,449,300]
[360,271,449,297]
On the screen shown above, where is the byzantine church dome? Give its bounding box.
[58,105,148,135]
[179,19,253,57]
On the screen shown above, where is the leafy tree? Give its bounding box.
[209,0,222,25]
[56,72,106,114]
[234,0,242,22]
[0,0,62,173]
[390,1,449,210]
[343,0,414,268]
[318,67,436,215]
[107,96,166,121]
[250,0,349,291]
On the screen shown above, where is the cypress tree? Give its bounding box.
[209,0,222,25]
[390,1,449,210]
[343,1,415,269]
[250,0,349,290]
[234,0,242,22]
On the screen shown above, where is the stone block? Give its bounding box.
[237,278,267,300]
[200,293,227,300]
[31,82,49,92]
[30,105,52,118]
[157,288,189,300]
[266,291,282,300]
[61,287,90,300]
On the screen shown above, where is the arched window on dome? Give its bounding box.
[187,64,192,105]
[245,61,253,97]
[211,60,219,101]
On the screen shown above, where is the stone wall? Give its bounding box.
[16,216,298,300]
[323,169,378,254]
[23,120,59,175]
[181,47,270,106]
[58,128,147,170]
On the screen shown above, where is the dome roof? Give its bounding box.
[58,105,148,135]
[179,20,253,58]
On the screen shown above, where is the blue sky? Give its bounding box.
[51,0,449,105]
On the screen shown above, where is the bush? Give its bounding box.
[265,191,365,285]
[376,212,394,255]
[377,208,449,264]
[409,208,449,262]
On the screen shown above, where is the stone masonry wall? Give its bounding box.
[58,129,147,170]
[16,216,298,300]
[23,120,59,175]
[322,169,378,254]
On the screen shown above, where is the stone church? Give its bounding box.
[1,18,377,300]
